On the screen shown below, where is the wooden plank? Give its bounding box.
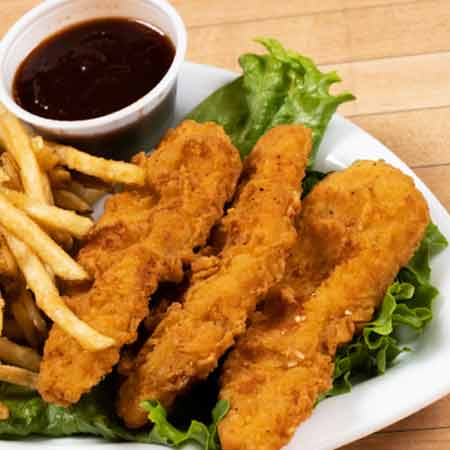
[171,0,415,28]
[353,107,450,168]
[187,0,450,69]
[343,429,450,450]
[415,165,450,210]
[0,0,419,34]
[0,0,41,37]
[5,1,450,71]
[322,53,450,117]
[387,395,450,432]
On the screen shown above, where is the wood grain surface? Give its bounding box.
[2,1,450,449]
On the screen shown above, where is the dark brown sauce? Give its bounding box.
[13,18,175,121]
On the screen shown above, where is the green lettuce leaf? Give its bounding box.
[0,381,133,440]
[324,223,448,399]
[142,399,229,450]
[0,380,228,450]
[188,38,354,163]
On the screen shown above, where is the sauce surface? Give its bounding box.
[13,18,175,121]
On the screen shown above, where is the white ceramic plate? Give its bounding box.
[4,62,450,450]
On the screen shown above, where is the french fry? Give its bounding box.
[0,364,37,389]
[16,286,42,348]
[0,110,49,203]
[0,166,9,184]
[70,171,112,191]
[41,169,54,206]
[0,152,22,191]
[30,135,43,150]
[0,337,41,372]
[10,297,39,349]
[0,233,18,278]
[0,402,9,420]
[0,194,89,281]
[0,187,93,239]
[30,136,60,171]
[44,264,55,286]
[48,166,71,188]
[53,189,91,213]
[49,229,74,251]
[4,232,116,351]
[52,144,146,185]
[3,318,25,341]
[68,181,106,206]
[30,162,70,245]
[18,287,47,339]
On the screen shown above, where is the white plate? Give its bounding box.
[5,62,450,450]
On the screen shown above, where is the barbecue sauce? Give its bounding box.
[13,18,175,121]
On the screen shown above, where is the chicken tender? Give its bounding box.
[218,160,430,450]
[38,121,242,406]
[117,124,312,428]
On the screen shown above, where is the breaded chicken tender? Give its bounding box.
[117,125,312,428]
[38,121,242,406]
[218,160,430,450]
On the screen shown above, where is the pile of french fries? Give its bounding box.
[0,106,147,413]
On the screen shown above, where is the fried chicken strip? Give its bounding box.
[218,160,430,450]
[117,124,312,428]
[37,121,242,406]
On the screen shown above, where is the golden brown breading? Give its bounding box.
[37,121,242,406]
[218,160,430,450]
[117,124,312,428]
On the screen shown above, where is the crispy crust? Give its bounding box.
[37,121,242,406]
[117,124,312,428]
[218,161,430,450]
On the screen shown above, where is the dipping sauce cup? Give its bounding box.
[0,0,187,160]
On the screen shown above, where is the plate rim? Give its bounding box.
[1,60,450,450]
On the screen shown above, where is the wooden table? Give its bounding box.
[2,1,450,449]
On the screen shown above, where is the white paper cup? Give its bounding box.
[0,0,187,159]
